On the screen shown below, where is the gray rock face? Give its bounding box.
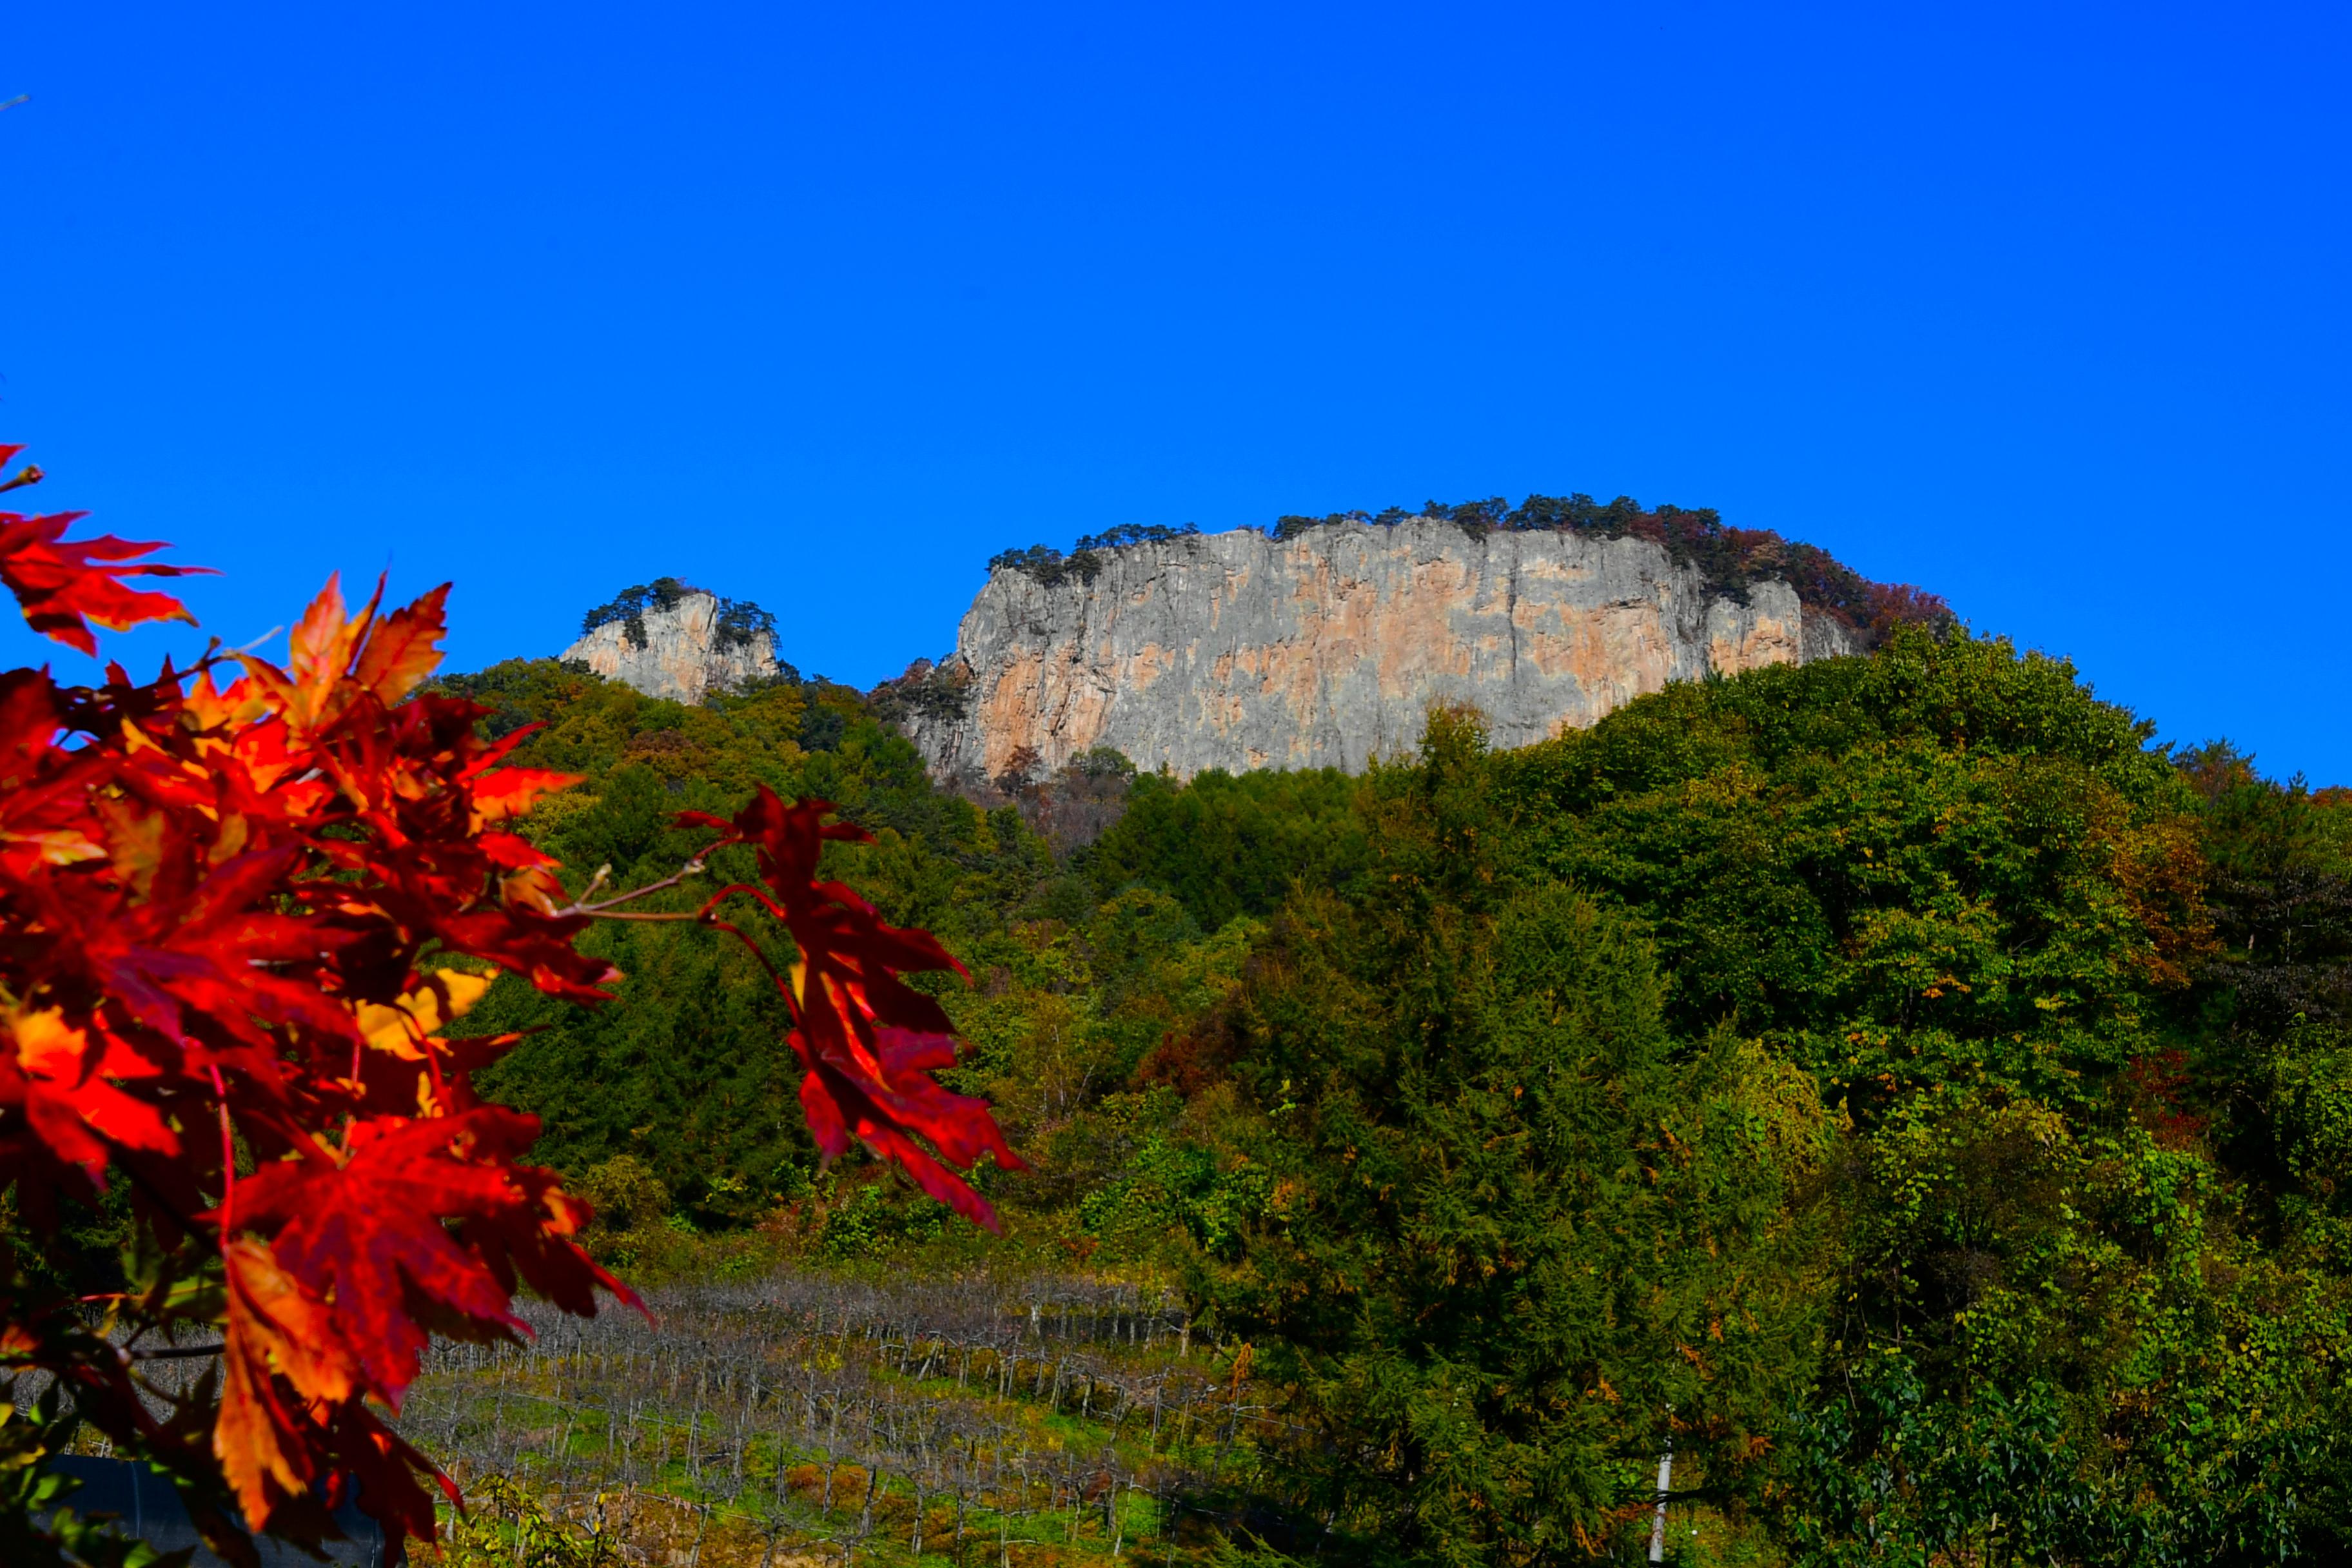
[899,518,1860,781]
[562,591,778,704]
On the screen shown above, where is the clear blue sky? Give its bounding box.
[5,3,2346,780]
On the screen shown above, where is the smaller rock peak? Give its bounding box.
[562,577,781,704]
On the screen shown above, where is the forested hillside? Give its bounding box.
[431,628,2352,1563]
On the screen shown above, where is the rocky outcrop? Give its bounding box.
[896,517,1863,782]
[562,591,779,704]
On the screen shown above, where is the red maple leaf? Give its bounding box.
[0,496,211,655]
[0,442,1014,1562]
[233,1108,639,1403]
[685,788,1025,1228]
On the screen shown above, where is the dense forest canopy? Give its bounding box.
[422,623,2352,1563]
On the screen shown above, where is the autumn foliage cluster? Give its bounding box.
[0,446,1014,1561]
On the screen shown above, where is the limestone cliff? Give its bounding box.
[895,517,1865,783]
[562,589,779,704]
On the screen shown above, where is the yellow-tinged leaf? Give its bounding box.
[0,828,104,866]
[115,715,164,755]
[206,812,251,865]
[10,1006,90,1079]
[218,1240,355,1530]
[286,574,353,689]
[351,583,449,703]
[93,794,167,899]
[253,573,390,732]
[351,972,495,1061]
[469,767,581,831]
[179,667,272,732]
[501,866,565,914]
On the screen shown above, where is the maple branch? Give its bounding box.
[207,1064,237,1235]
[560,854,710,918]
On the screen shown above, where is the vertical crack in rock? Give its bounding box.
[1505,547,1522,686]
[899,518,1859,782]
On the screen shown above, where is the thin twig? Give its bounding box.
[572,863,614,906]
[561,856,709,917]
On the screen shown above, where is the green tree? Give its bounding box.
[1084,765,1369,930]
[1492,628,2210,1113]
[1199,714,1834,1563]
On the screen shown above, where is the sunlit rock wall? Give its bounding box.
[900,517,1859,781]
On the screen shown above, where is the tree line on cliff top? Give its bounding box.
[985,493,1950,646]
[397,613,2352,1563]
[576,575,780,654]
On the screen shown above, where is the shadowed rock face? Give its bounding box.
[562,591,778,704]
[898,518,1861,782]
